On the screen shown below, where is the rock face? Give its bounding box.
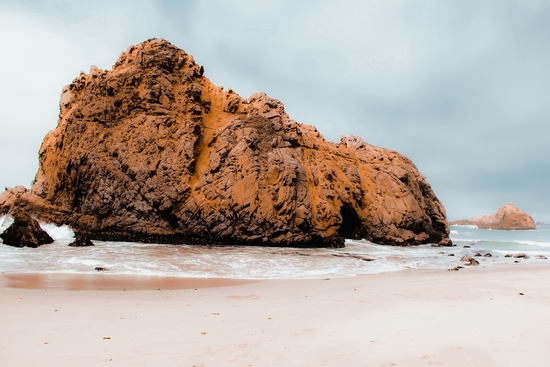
[0,213,54,248]
[451,203,536,230]
[0,38,450,247]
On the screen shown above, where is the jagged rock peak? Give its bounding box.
[1,39,450,247]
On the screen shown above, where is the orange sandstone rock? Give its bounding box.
[451,203,536,230]
[0,38,450,247]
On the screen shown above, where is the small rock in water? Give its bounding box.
[505,254,513,258]
[448,266,464,271]
[513,253,529,259]
[95,267,109,271]
[448,253,455,256]
[535,255,547,260]
[474,252,481,257]
[463,245,471,248]
[68,233,95,247]
[483,253,492,257]
[460,255,479,266]
[0,213,54,248]
[356,256,376,262]
[331,253,375,261]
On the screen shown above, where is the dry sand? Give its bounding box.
[1,266,549,366]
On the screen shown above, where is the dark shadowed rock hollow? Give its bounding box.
[0,38,450,247]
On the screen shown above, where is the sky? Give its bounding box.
[1,0,549,222]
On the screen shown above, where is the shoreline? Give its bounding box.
[2,260,549,290]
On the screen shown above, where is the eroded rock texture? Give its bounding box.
[0,213,54,248]
[0,39,450,247]
[451,203,536,230]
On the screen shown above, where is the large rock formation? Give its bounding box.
[0,38,450,247]
[451,203,536,230]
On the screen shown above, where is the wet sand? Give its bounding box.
[1,266,550,366]
[1,273,257,290]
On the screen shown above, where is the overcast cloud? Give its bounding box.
[1,0,549,221]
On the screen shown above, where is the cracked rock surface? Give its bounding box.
[0,38,450,247]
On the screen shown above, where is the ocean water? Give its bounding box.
[0,215,549,279]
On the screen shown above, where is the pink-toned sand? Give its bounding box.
[1,267,549,366]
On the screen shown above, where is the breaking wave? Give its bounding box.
[514,240,550,248]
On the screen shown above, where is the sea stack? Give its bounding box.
[0,213,54,248]
[451,203,536,230]
[0,38,450,247]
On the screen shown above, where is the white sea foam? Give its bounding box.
[451,224,479,229]
[514,240,550,248]
[0,220,549,278]
[39,222,75,241]
[0,216,75,241]
[0,215,14,234]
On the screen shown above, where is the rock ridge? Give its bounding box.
[0,38,450,247]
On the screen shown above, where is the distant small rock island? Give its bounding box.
[450,203,536,230]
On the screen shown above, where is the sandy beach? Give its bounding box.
[1,266,549,367]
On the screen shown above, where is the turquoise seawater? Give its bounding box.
[0,215,548,279]
[450,225,550,254]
